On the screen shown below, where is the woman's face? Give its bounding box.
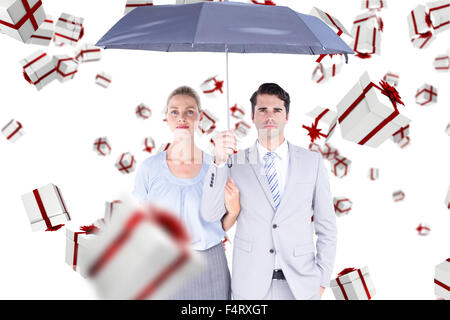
[166,94,200,137]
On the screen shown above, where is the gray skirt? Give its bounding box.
[169,242,231,300]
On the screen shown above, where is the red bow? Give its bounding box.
[45,224,64,232]
[425,12,433,28]
[302,121,326,143]
[355,52,373,59]
[337,267,357,278]
[379,80,404,109]
[251,0,276,5]
[80,224,99,234]
[377,17,384,32]
[213,78,224,93]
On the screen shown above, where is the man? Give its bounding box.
[201,83,337,300]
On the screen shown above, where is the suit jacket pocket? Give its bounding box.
[293,242,315,256]
[234,236,253,253]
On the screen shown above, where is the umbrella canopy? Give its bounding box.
[96,1,353,59]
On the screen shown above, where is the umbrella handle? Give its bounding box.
[227,157,232,168]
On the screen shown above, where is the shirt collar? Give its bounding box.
[256,139,289,162]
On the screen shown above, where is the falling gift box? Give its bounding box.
[85,206,204,299]
[435,258,450,299]
[26,14,53,46]
[352,12,383,32]
[198,109,218,134]
[230,103,245,119]
[368,168,379,180]
[390,124,409,143]
[310,7,352,37]
[65,224,100,277]
[333,197,353,217]
[415,84,437,106]
[135,103,152,120]
[331,266,376,300]
[2,119,24,142]
[416,223,431,235]
[93,137,111,156]
[308,142,322,155]
[104,200,123,224]
[407,5,435,49]
[142,136,155,153]
[54,12,84,47]
[234,121,251,139]
[74,43,101,63]
[433,53,450,71]
[21,183,71,231]
[392,190,405,202]
[361,0,387,11]
[427,0,450,34]
[321,143,339,160]
[330,155,351,178]
[336,71,410,148]
[200,76,224,98]
[351,23,381,58]
[20,50,57,90]
[396,135,410,148]
[115,152,136,174]
[382,71,399,87]
[95,72,112,88]
[0,0,45,43]
[124,0,153,15]
[445,185,450,209]
[312,55,344,83]
[303,107,337,143]
[53,55,78,82]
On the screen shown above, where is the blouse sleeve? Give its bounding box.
[132,158,154,202]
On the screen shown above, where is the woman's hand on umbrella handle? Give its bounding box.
[214,130,236,166]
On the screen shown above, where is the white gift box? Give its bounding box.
[368,168,379,180]
[234,121,251,139]
[0,0,45,42]
[54,12,84,46]
[53,55,78,82]
[20,50,56,90]
[435,258,450,299]
[407,5,433,38]
[104,200,123,224]
[445,185,450,210]
[136,103,152,120]
[157,142,171,154]
[415,84,437,106]
[93,137,111,156]
[331,266,376,300]
[427,0,450,34]
[396,135,410,148]
[312,54,344,83]
[353,12,383,31]
[142,136,155,153]
[392,190,405,202]
[433,54,450,71]
[336,71,410,148]
[230,103,245,119]
[115,152,136,174]
[321,143,339,160]
[304,107,338,143]
[333,197,352,217]
[416,223,430,235]
[74,43,101,63]
[85,207,204,299]
[65,225,99,277]
[309,7,352,37]
[27,14,53,46]
[198,109,218,134]
[351,24,381,57]
[382,71,399,87]
[390,124,409,143]
[21,183,71,231]
[95,72,112,88]
[2,119,24,142]
[330,155,351,178]
[200,76,224,98]
[361,0,387,11]
[411,32,435,49]
[124,0,153,15]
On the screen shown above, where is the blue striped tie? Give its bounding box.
[263,152,281,209]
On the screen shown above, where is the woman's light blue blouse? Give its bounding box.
[132,151,225,251]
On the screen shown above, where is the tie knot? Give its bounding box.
[264,152,276,163]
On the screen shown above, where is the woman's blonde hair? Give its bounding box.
[165,86,202,113]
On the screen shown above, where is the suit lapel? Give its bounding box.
[276,142,301,214]
[247,143,276,210]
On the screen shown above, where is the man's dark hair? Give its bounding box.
[250,83,290,117]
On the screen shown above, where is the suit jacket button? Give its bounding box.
[212,173,215,177]
[210,183,213,187]
[273,224,278,229]
[269,249,274,254]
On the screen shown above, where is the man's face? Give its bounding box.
[252,94,289,139]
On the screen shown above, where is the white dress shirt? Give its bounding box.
[256,139,290,270]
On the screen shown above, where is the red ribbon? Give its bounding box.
[251,0,276,5]
[416,224,430,234]
[136,106,151,118]
[392,125,409,139]
[203,78,224,94]
[88,208,191,300]
[143,138,154,153]
[55,57,78,78]
[0,0,41,31]
[72,225,99,271]
[336,267,371,300]
[96,74,111,83]
[332,156,349,176]
[118,153,135,173]
[428,4,450,29]
[415,85,437,105]
[75,48,101,61]
[5,120,23,140]
[334,198,351,213]
[302,108,333,143]
[338,79,404,146]
[94,138,111,156]
[33,188,65,231]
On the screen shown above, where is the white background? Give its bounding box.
[0,0,448,300]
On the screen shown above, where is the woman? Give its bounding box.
[132,86,240,299]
